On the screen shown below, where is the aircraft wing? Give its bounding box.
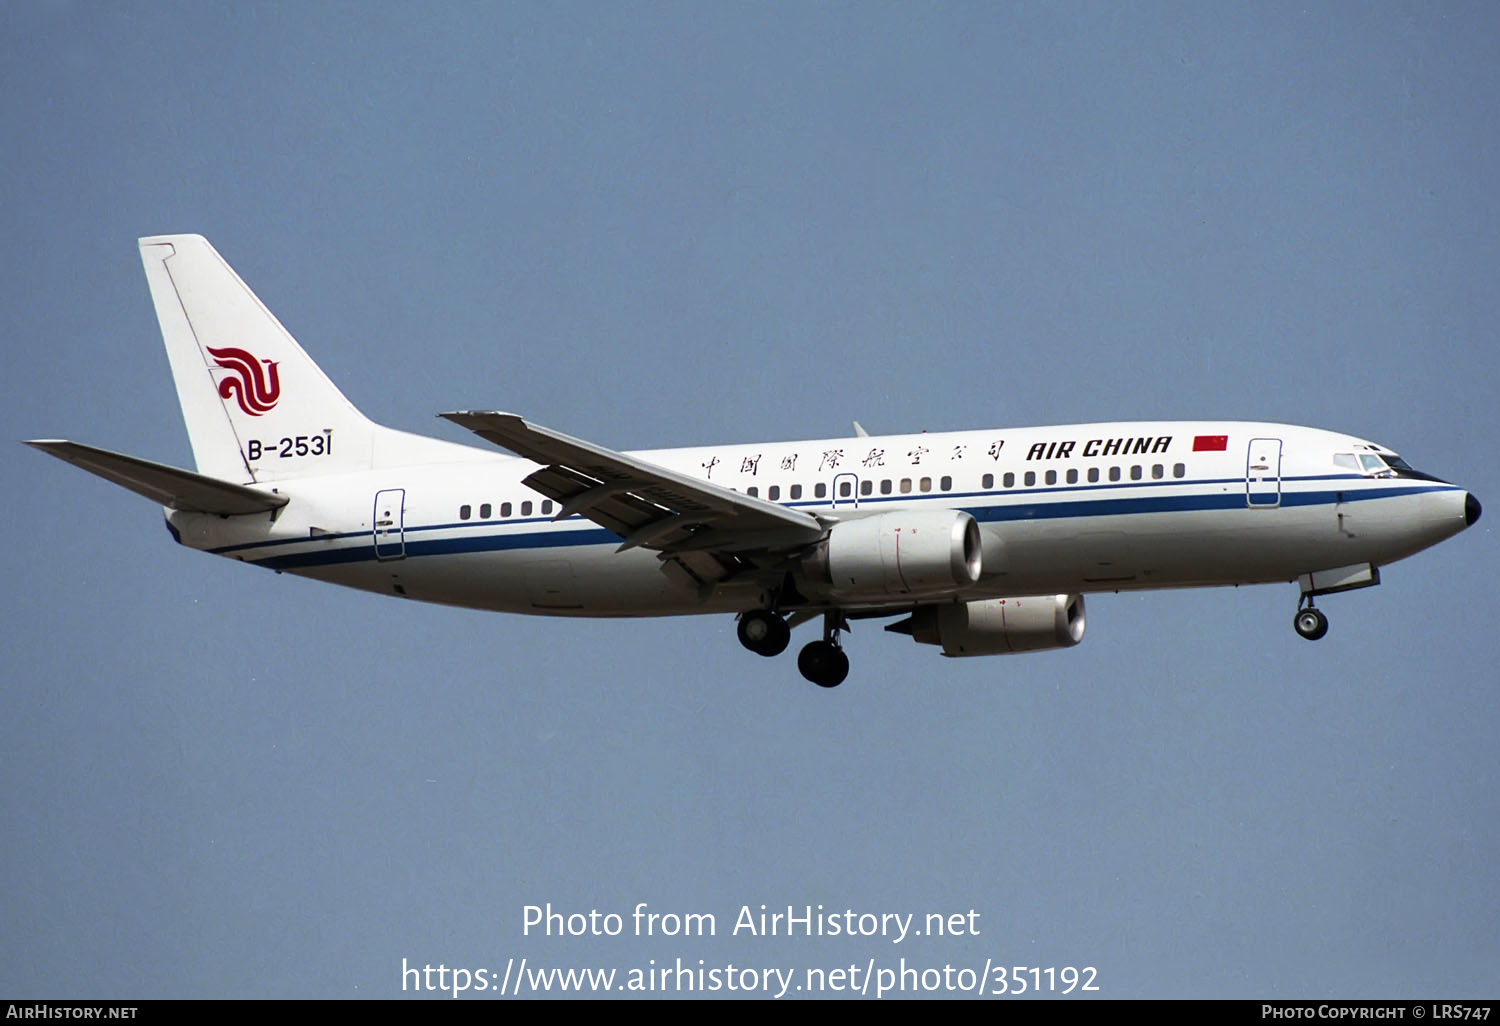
[25,440,288,515]
[437,411,826,558]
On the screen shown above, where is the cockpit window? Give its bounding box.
[1335,451,1401,476]
[1338,450,1442,483]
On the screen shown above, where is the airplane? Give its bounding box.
[27,235,1482,688]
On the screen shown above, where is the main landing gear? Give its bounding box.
[736,608,850,688]
[798,612,850,689]
[737,608,790,656]
[1293,596,1329,641]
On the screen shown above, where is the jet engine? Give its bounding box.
[888,594,1086,656]
[802,510,982,602]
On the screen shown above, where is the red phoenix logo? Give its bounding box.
[208,346,281,416]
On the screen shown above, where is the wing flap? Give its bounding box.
[521,464,667,536]
[26,440,287,515]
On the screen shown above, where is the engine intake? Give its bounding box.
[889,594,1086,656]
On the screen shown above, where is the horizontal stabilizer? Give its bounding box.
[25,440,288,515]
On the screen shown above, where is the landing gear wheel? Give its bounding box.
[1294,607,1329,641]
[797,640,849,688]
[737,609,790,657]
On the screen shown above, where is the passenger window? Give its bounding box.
[1045,470,1057,485]
[1024,471,1036,487]
[542,500,553,514]
[1151,464,1163,479]
[863,480,875,496]
[940,475,952,491]
[838,481,850,498]
[1003,472,1015,488]
[768,485,780,500]
[459,504,471,520]
[982,473,994,489]
[920,477,932,493]
[1130,465,1143,480]
[521,500,533,516]
[1066,468,1078,484]
[1088,468,1099,483]
[816,483,827,499]
[501,502,512,517]
[790,484,802,500]
[879,479,891,495]
[1173,464,1185,479]
[898,478,910,494]
[1109,467,1121,482]
[479,503,491,519]
[747,486,758,497]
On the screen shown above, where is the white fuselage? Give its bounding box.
[166,420,1473,618]
[31,237,1478,688]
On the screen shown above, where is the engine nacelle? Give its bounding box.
[895,594,1086,656]
[804,510,982,602]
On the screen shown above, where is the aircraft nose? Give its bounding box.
[1466,492,1482,527]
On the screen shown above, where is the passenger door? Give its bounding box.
[373,488,406,559]
[1246,439,1282,508]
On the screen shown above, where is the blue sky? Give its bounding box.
[2,1,1496,998]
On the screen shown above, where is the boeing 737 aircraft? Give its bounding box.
[28,236,1482,687]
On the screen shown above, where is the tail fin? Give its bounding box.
[139,235,476,483]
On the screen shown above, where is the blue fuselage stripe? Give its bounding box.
[225,480,1458,572]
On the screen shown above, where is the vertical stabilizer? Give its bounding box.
[138,235,475,482]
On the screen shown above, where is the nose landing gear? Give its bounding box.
[1293,597,1329,641]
